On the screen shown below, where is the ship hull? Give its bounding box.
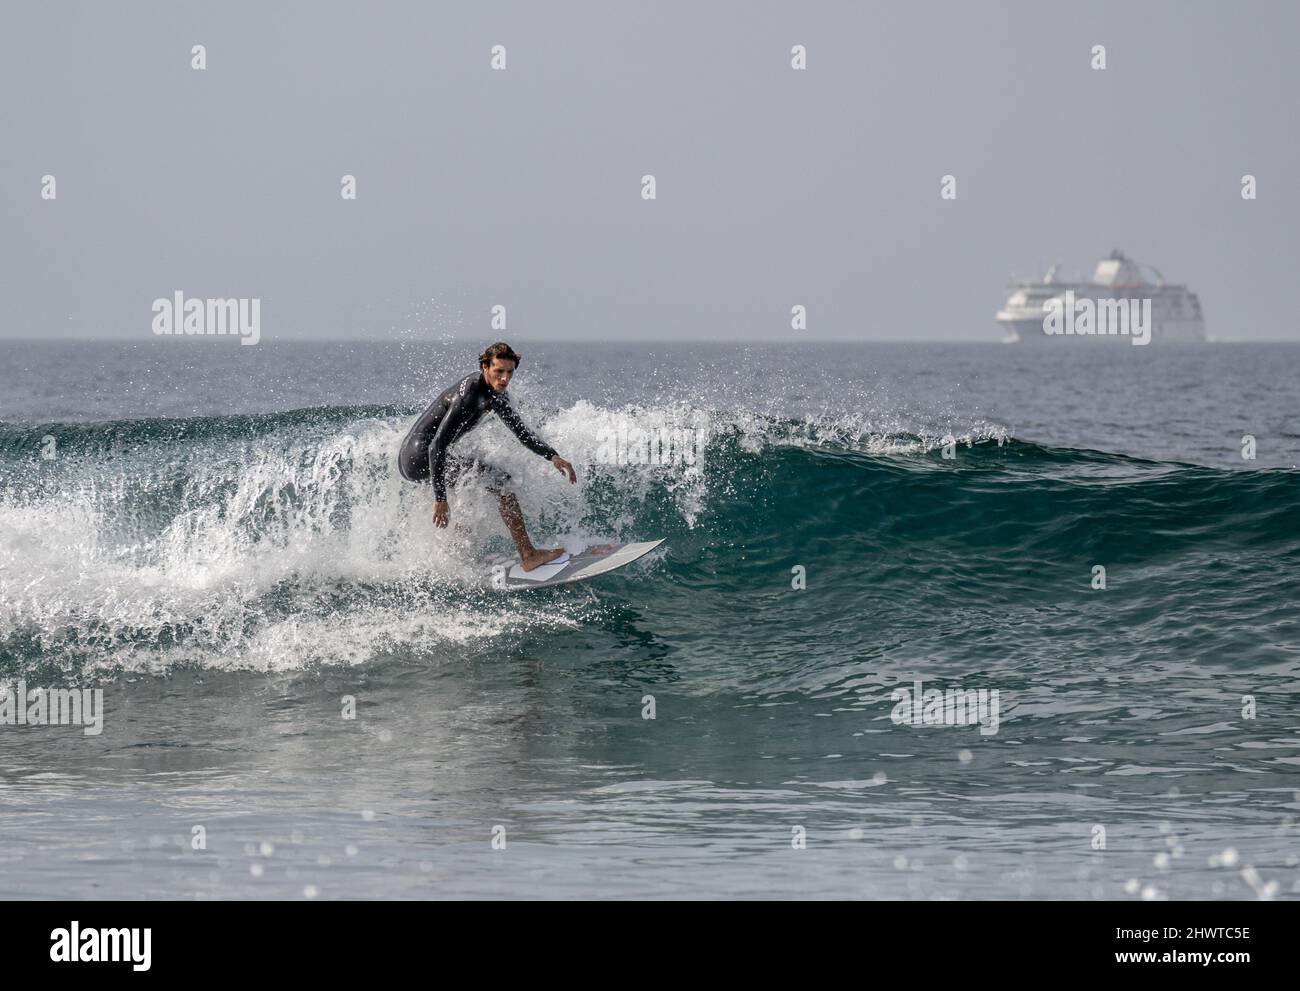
[997,312,1206,343]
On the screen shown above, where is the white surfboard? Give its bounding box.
[497,539,665,590]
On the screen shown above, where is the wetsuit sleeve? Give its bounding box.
[494,395,557,461]
[428,387,470,502]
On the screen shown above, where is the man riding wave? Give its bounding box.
[398,342,575,571]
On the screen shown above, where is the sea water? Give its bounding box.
[1,339,1297,899]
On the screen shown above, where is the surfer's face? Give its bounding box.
[483,358,516,392]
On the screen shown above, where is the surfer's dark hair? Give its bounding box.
[479,342,521,368]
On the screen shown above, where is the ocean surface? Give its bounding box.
[1,339,1298,899]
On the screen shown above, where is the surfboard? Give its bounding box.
[495,539,665,590]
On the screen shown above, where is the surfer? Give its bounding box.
[398,342,576,571]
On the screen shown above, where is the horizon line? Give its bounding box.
[0,335,1287,345]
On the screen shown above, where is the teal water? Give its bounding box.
[1,341,1298,898]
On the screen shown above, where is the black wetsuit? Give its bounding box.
[398,372,557,501]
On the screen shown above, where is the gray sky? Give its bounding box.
[3,0,1297,341]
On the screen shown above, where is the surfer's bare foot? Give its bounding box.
[519,547,565,572]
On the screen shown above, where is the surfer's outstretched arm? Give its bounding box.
[493,396,576,483]
[494,396,556,460]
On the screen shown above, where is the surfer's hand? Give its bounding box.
[551,455,576,484]
[432,500,449,527]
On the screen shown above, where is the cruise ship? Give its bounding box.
[996,250,1205,343]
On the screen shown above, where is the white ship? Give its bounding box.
[996,250,1205,343]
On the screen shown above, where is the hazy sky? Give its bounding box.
[3,0,1297,341]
